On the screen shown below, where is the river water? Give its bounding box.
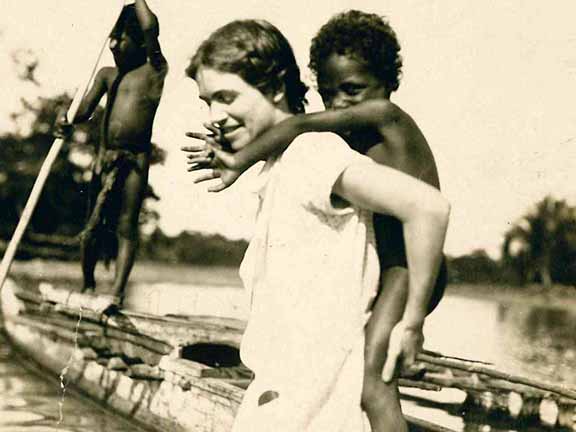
[1,282,575,432]
[0,330,145,432]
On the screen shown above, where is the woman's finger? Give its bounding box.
[202,122,220,135]
[185,131,211,141]
[187,159,213,169]
[181,144,208,152]
[188,163,211,172]
[208,181,228,193]
[193,169,221,183]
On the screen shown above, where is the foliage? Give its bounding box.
[502,196,576,286]
[447,250,504,284]
[0,93,164,258]
[139,228,248,266]
[0,94,97,241]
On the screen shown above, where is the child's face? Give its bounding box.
[109,30,140,67]
[317,54,388,110]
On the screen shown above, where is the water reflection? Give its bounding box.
[0,329,144,432]
[497,304,576,385]
[424,295,576,386]
[404,294,576,431]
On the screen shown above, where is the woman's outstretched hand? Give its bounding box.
[182,128,243,192]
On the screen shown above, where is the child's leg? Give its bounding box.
[112,157,149,305]
[362,266,409,432]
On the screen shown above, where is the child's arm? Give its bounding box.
[333,160,450,380]
[73,68,110,124]
[183,99,398,189]
[54,68,109,137]
[134,0,167,71]
[237,98,397,170]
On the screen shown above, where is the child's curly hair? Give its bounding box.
[309,10,403,93]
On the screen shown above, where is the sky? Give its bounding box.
[2,0,576,258]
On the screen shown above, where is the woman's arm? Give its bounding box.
[333,160,450,378]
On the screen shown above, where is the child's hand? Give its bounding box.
[382,321,425,383]
[53,111,74,139]
[182,131,243,192]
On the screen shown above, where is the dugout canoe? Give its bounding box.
[0,278,457,432]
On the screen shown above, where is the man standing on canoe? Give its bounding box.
[55,0,167,307]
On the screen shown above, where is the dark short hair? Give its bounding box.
[309,10,403,93]
[111,5,145,46]
[186,19,308,114]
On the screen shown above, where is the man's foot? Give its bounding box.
[92,295,123,315]
[81,286,96,294]
[82,279,96,294]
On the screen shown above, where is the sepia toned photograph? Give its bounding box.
[1,1,575,431]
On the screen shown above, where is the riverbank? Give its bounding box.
[8,259,575,309]
[447,282,576,310]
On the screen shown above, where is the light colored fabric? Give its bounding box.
[235,132,380,432]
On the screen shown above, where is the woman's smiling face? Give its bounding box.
[195,66,279,152]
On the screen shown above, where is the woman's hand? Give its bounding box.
[382,321,425,383]
[182,127,243,192]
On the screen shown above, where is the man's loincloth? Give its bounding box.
[80,149,143,266]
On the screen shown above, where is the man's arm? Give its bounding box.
[134,0,166,71]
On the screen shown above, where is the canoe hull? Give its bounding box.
[2,280,242,432]
[1,279,454,432]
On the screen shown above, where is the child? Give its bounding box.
[185,18,449,432]
[185,10,446,431]
[55,0,167,307]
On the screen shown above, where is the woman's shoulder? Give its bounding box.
[285,131,350,159]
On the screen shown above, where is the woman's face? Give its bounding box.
[317,53,388,110]
[195,66,279,152]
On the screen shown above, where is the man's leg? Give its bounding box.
[80,233,99,292]
[112,160,148,305]
[362,266,409,432]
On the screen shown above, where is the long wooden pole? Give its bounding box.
[0,3,125,290]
